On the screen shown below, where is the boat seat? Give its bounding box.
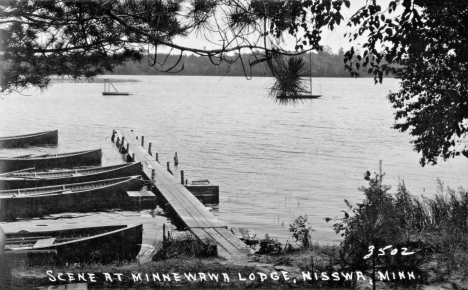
[33,238,56,248]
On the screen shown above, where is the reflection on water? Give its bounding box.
[1,76,467,243]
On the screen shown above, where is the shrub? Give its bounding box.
[289,215,314,249]
[328,165,468,277]
[258,235,283,255]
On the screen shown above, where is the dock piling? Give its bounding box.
[116,137,120,147]
[141,136,144,147]
[174,152,179,166]
[111,130,116,142]
[132,153,135,162]
[167,162,173,176]
[120,137,125,152]
[180,170,184,185]
[156,153,159,163]
[148,143,152,156]
[126,143,129,154]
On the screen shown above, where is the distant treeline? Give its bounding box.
[106,48,359,77]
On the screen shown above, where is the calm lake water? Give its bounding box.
[1,76,467,243]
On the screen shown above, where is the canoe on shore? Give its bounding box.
[4,224,143,264]
[0,149,102,173]
[0,175,142,221]
[0,162,142,190]
[0,130,58,148]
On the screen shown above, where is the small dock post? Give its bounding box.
[156,153,159,163]
[148,143,152,156]
[180,170,184,185]
[111,130,116,142]
[132,153,135,162]
[167,162,173,175]
[120,137,125,152]
[141,136,144,147]
[126,143,129,154]
[150,169,156,190]
[174,152,179,166]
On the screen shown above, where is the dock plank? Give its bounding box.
[114,130,248,260]
[120,137,215,229]
[120,130,223,228]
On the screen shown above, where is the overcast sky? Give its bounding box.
[174,0,387,54]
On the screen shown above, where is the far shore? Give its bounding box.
[49,76,139,84]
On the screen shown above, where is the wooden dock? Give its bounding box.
[113,130,250,260]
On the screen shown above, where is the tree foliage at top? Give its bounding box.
[0,0,345,96]
[341,0,468,166]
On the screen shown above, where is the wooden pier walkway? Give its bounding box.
[113,130,250,260]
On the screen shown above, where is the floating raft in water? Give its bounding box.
[185,179,219,205]
[0,130,58,149]
[102,79,132,95]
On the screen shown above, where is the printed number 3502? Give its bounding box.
[364,245,415,259]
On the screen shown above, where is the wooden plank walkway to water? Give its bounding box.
[113,129,249,260]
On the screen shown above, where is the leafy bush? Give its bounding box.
[258,235,283,255]
[289,215,314,249]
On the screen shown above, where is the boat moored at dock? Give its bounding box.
[0,149,102,173]
[0,162,142,190]
[4,224,143,263]
[0,130,58,149]
[0,175,142,221]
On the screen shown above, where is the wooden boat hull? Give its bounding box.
[102,92,131,95]
[0,130,58,148]
[0,176,142,221]
[5,224,143,263]
[278,94,322,99]
[0,149,102,173]
[0,162,142,190]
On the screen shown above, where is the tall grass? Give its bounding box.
[152,231,217,260]
[330,170,468,276]
[395,180,468,272]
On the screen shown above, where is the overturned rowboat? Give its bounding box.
[0,130,58,149]
[0,149,102,173]
[0,162,142,190]
[4,224,143,264]
[0,175,142,221]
